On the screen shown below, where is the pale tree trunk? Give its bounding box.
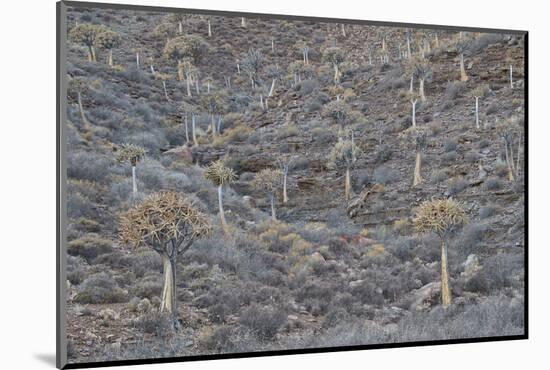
[409,75,414,93]
[460,53,469,82]
[407,37,411,58]
[516,135,521,178]
[283,167,289,204]
[333,64,340,84]
[162,81,169,101]
[218,185,228,231]
[241,17,246,27]
[269,78,276,97]
[136,52,140,69]
[208,19,212,37]
[510,65,513,89]
[435,34,439,48]
[77,92,90,130]
[108,49,113,67]
[178,21,183,34]
[475,96,480,129]
[195,79,200,95]
[345,167,351,200]
[192,114,198,146]
[217,116,223,133]
[382,37,386,52]
[237,63,240,74]
[504,141,515,181]
[270,194,276,220]
[177,61,184,81]
[160,253,177,323]
[132,165,138,195]
[211,114,216,137]
[87,45,94,62]
[150,65,155,75]
[91,46,97,62]
[185,73,192,97]
[440,238,452,307]
[184,114,189,144]
[419,78,426,101]
[411,100,417,128]
[413,151,422,186]
[341,24,346,37]
[207,82,210,93]
[271,38,274,52]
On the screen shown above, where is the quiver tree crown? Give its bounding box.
[68,23,107,50]
[252,168,283,194]
[328,137,359,169]
[200,93,224,115]
[322,47,345,67]
[115,143,146,166]
[204,160,237,186]
[119,191,212,249]
[399,126,428,150]
[94,28,121,51]
[413,198,468,236]
[321,100,352,126]
[163,35,210,64]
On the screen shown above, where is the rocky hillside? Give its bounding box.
[64,5,525,364]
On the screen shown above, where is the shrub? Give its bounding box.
[484,177,505,191]
[131,276,163,299]
[465,254,523,293]
[455,223,487,259]
[67,234,114,263]
[375,144,393,163]
[465,151,481,163]
[75,272,128,304]
[447,177,469,196]
[479,204,500,219]
[431,169,448,184]
[441,151,458,164]
[238,305,287,341]
[374,165,399,185]
[67,151,112,182]
[443,139,458,152]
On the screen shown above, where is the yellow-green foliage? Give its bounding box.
[115,143,146,166]
[204,160,237,186]
[413,198,467,236]
[212,124,251,148]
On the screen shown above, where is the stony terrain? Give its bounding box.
[64,5,525,364]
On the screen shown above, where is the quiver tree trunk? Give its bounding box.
[407,37,411,58]
[504,140,516,181]
[177,60,184,81]
[440,238,452,307]
[195,79,200,95]
[411,100,417,128]
[241,17,246,27]
[136,52,140,69]
[208,20,212,37]
[184,114,189,143]
[211,114,217,137]
[413,151,423,186]
[419,78,426,102]
[460,53,469,82]
[510,65,513,89]
[77,92,91,130]
[341,24,346,37]
[162,81,169,101]
[87,45,94,62]
[192,114,198,146]
[218,185,228,231]
[333,64,340,84]
[178,21,183,34]
[269,78,276,97]
[270,193,276,221]
[475,96,480,129]
[108,49,113,67]
[131,165,138,195]
[344,167,351,200]
[283,167,289,204]
[409,75,414,93]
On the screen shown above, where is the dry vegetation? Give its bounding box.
[64,5,525,364]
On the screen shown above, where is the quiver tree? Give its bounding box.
[179,59,197,96]
[94,28,121,66]
[265,64,283,97]
[169,13,186,34]
[200,92,224,136]
[328,137,360,200]
[68,77,91,130]
[406,91,420,128]
[413,199,467,307]
[413,57,431,102]
[400,127,428,186]
[204,160,237,231]
[455,41,470,82]
[241,48,264,90]
[115,144,146,195]
[153,23,177,46]
[497,118,523,181]
[68,23,106,62]
[252,169,283,221]
[404,28,413,58]
[297,41,310,65]
[472,84,489,129]
[164,35,210,86]
[321,100,352,128]
[322,47,345,84]
[119,191,212,327]
[277,155,296,204]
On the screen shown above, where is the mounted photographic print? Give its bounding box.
[57,1,528,368]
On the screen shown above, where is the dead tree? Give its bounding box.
[119,192,212,328]
[413,199,467,307]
